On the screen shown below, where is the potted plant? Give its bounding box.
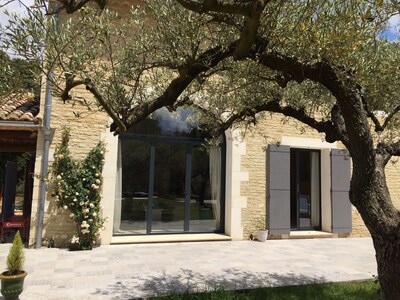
[0,231,27,300]
[254,218,268,242]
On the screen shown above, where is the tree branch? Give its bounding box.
[118,41,238,134]
[176,0,262,17]
[330,104,349,146]
[361,94,384,131]
[85,80,126,132]
[60,73,126,132]
[201,97,346,145]
[60,74,90,102]
[376,139,400,164]
[176,1,269,59]
[0,0,15,9]
[52,0,107,14]
[384,140,400,156]
[251,41,374,157]
[207,13,241,29]
[382,104,400,131]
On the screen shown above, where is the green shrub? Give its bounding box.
[6,231,25,275]
[52,129,107,249]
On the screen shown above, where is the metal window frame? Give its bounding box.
[117,133,226,236]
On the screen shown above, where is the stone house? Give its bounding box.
[21,87,398,247]
[1,90,392,247]
[1,1,399,247]
[2,77,399,248]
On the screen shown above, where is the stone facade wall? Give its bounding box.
[28,0,399,245]
[350,158,400,237]
[240,114,327,239]
[386,158,400,209]
[29,0,147,247]
[29,84,109,247]
[240,113,400,239]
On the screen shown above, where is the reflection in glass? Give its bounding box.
[113,139,149,235]
[113,107,224,236]
[189,146,218,232]
[151,143,186,233]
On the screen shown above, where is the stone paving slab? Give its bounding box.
[0,238,376,299]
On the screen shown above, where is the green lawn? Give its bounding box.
[154,280,381,300]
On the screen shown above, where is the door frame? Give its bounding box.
[119,133,226,235]
[290,148,322,231]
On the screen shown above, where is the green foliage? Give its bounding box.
[1,0,399,133]
[0,2,398,188]
[51,129,107,249]
[155,280,381,300]
[1,1,399,122]
[0,50,40,97]
[6,231,25,275]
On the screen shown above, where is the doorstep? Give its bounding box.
[288,230,337,239]
[110,233,232,244]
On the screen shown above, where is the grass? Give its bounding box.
[154,280,382,300]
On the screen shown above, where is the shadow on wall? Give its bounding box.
[92,269,327,299]
[40,192,76,248]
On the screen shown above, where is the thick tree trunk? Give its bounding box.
[350,162,400,300]
[373,237,400,299]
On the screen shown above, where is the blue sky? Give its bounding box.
[380,14,399,41]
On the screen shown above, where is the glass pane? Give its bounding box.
[298,151,311,228]
[290,150,321,230]
[114,139,150,235]
[290,151,297,229]
[189,146,217,232]
[0,153,34,216]
[310,152,321,227]
[126,107,207,139]
[151,143,186,233]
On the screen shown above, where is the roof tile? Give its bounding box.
[0,93,41,123]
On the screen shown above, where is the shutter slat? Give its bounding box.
[267,144,290,234]
[331,149,352,233]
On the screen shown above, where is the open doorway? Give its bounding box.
[290,149,321,230]
[0,152,35,243]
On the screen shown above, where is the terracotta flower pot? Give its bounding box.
[0,270,28,300]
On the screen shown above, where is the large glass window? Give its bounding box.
[113,108,224,235]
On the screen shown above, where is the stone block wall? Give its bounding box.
[350,158,400,237]
[28,0,400,245]
[240,114,327,239]
[29,84,109,247]
[240,113,399,239]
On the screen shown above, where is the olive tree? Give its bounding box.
[1,0,400,298]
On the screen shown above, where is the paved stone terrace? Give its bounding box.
[0,238,376,299]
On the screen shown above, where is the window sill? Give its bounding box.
[110,233,231,244]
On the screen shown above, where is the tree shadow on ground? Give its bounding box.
[92,268,326,300]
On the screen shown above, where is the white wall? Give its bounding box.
[224,129,249,239]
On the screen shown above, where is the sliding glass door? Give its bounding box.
[113,108,225,236]
[151,142,187,233]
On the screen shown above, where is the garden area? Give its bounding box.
[155,280,381,300]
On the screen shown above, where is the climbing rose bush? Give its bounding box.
[52,129,107,249]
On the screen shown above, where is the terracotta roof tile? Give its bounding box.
[0,93,41,123]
